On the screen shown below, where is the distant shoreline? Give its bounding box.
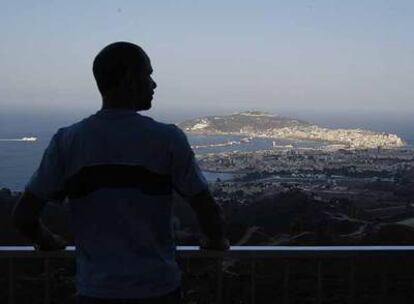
[187,131,407,149]
[180,111,406,149]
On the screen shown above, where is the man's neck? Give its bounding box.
[101,97,137,111]
[101,105,136,111]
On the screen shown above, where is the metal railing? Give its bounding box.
[2,246,414,304]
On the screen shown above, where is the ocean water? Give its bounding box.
[0,133,298,190]
[0,113,412,191]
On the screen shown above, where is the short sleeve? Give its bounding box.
[25,129,66,201]
[170,126,208,197]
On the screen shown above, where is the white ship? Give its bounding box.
[21,137,37,142]
[0,137,38,142]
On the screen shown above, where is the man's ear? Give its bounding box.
[114,72,134,96]
[124,68,140,87]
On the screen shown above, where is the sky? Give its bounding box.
[0,0,413,124]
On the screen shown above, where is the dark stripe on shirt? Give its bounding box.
[64,164,172,199]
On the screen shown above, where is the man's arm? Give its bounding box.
[188,189,229,250]
[12,191,67,251]
[170,126,229,250]
[14,129,67,250]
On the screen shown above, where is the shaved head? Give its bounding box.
[93,42,151,96]
[93,41,156,111]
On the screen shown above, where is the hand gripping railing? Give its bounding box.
[2,246,414,304]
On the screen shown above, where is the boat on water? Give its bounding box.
[0,137,38,142]
[21,137,37,142]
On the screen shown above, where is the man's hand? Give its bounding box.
[34,231,68,251]
[200,237,230,251]
[188,190,229,251]
[13,192,68,251]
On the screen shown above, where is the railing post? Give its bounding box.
[44,257,51,304]
[250,258,256,304]
[216,259,223,304]
[186,258,190,273]
[317,259,322,304]
[380,257,387,304]
[348,258,355,304]
[8,257,14,304]
[283,259,290,304]
[184,257,190,301]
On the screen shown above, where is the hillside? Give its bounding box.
[178,111,310,134]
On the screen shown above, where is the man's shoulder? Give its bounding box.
[138,114,185,138]
[53,112,187,142]
[54,116,93,136]
[48,114,103,147]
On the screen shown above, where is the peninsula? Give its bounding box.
[178,111,405,149]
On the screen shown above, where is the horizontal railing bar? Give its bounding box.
[1,246,414,258]
[3,245,414,251]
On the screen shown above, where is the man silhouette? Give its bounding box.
[13,41,229,303]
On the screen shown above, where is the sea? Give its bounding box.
[0,113,413,191]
